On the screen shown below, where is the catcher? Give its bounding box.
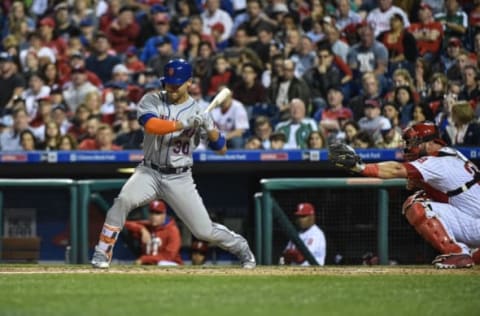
[328,121,480,268]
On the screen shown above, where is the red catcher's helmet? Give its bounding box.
[149,200,167,213]
[402,122,442,161]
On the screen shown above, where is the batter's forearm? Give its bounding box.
[144,117,182,135]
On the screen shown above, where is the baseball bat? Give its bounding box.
[203,87,232,113]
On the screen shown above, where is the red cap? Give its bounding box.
[211,22,225,34]
[191,241,208,253]
[419,3,432,11]
[39,17,56,28]
[448,37,462,47]
[149,200,166,213]
[294,203,315,216]
[154,13,170,24]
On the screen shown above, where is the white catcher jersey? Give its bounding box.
[284,224,326,266]
[406,147,480,218]
[137,92,210,168]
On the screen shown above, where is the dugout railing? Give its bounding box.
[257,178,407,265]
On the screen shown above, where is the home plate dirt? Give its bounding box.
[0,265,479,275]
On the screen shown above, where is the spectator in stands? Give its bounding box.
[71,0,96,28]
[62,66,99,112]
[67,104,92,142]
[78,123,122,150]
[21,72,51,120]
[85,32,121,84]
[378,13,417,76]
[38,16,68,59]
[0,52,25,115]
[322,19,350,64]
[340,120,361,146]
[268,59,311,121]
[281,202,326,266]
[210,86,250,149]
[375,125,403,148]
[351,24,389,87]
[207,54,235,98]
[442,101,480,146]
[244,135,263,149]
[459,65,480,103]
[65,51,103,88]
[366,0,410,37]
[105,5,140,54]
[114,110,143,149]
[58,134,78,150]
[80,115,100,143]
[124,200,183,266]
[53,2,80,42]
[236,0,276,45]
[275,98,318,149]
[381,102,401,131]
[423,72,449,115]
[30,96,54,142]
[191,41,215,94]
[42,120,62,150]
[334,0,362,32]
[435,0,468,47]
[393,85,416,128]
[347,72,383,121]
[290,35,316,78]
[316,85,353,143]
[191,240,209,266]
[410,103,435,127]
[358,99,392,143]
[19,129,38,151]
[408,3,443,63]
[447,50,473,82]
[83,91,103,120]
[247,25,275,65]
[253,115,273,149]
[231,62,267,108]
[147,37,182,76]
[440,37,463,74]
[307,130,326,149]
[0,108,30,151]
[269,131,287,150]
[1,1,35,40]
[40,62,62,91]
[351,130,376,148]
[303,45,345,113]
[140,12,179,64]
[202,0,234,43]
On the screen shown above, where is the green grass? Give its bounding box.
[0,270,479,316]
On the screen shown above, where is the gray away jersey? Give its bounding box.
[137,92,209,168]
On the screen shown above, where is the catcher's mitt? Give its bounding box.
[328,143,363,171]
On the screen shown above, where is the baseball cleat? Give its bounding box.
[432,254,474,269]
[240,249,256,269]
[91,246,111,269]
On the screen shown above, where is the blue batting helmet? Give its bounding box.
[163,59,192,85]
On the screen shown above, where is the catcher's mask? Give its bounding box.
[402,122,444,161]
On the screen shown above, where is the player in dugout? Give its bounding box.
[124,200,182,266]
[329,121,480,268]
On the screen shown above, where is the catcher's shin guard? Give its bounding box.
[472,248,480,264]
[402,199,462,254]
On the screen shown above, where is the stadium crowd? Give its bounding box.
[0,0,480,152]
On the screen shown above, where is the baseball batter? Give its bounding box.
[91,59,256,269]
[329,121,480,268]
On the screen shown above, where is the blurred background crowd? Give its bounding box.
[0,0,480,152]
